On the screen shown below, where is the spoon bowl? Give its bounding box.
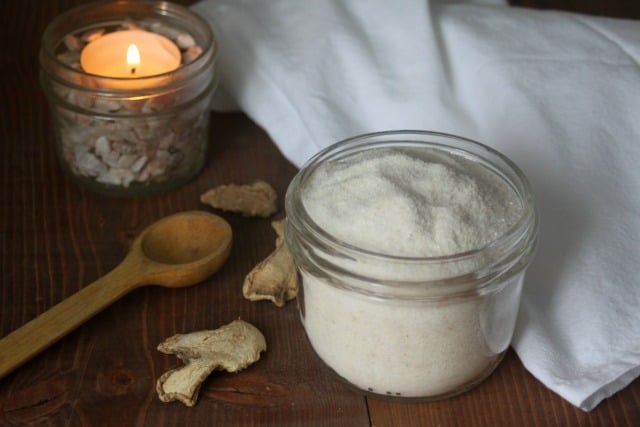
[0,211,232,379]
[134,210,232,287]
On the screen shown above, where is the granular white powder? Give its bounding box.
[303,148,521,257]
[299,147,524,398]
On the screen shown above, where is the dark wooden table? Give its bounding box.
[1,1,638,425]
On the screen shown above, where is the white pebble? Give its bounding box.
[97,168,135,187]
[121,20,144,31]
[57,51,81,66]
[66,90,93,109]
[110,140,133,155]
[182,45,202,64]
[116,154,137,169]
[94,136,111,158]
[176,33,195,49]
[142,94,175,113]
[150,22,180,39]
[63,34,82,52]
[68,127,93,145]
[81,28,105,43]
[94,98,121,113]
[130,155,148,173]
[113,168,135,187]
[75,152,106,177]
[144,159,167,177]
[97,170,121,185]
[102,151,121,168]
[63,34,81,52]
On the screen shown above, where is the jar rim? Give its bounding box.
[286,130,538,265]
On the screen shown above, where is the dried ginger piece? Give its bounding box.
[200,180,277,218]
[243,219,298,307]
[156,319,266,407]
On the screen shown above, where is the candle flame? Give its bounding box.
[127,44,140,75]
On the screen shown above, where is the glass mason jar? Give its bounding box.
[285,130,538,401]
[39,0,218,196]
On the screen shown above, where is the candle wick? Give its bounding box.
[131,67,136,75]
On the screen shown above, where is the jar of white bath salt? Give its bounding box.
[285,130,538,401]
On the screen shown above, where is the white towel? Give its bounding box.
[192,0,640,411]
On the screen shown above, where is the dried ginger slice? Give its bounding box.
[200,180,277,218]
[156,319,266,407]
[243,219,298,307]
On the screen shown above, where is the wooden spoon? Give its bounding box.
[0,210,233,379]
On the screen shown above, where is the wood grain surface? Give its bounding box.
[1,0,638,425]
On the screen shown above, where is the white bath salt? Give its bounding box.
[301,277,503,397]
[299,147,524,398]
[303,149,522,257]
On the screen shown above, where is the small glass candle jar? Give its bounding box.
[285,131,538,401]
[39,0,218,196]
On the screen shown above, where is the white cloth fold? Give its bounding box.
[192,0,640,411]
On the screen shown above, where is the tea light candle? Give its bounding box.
[80,30,181,80]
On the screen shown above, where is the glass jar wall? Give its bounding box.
[285,130,538,401]
[39,1,218,196]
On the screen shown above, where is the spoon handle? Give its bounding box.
[0,263,139,379]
